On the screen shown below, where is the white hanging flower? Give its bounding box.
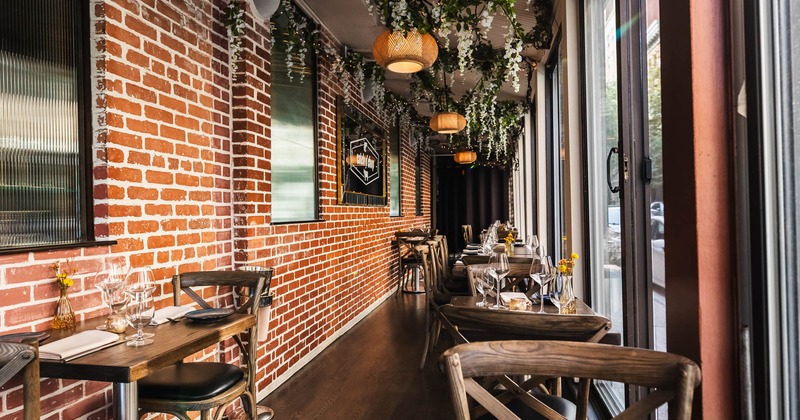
[456,28,474,75]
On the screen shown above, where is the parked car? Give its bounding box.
[651,215,665,288]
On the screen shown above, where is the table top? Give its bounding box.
[39,313,255,383]
[450,295,597,316]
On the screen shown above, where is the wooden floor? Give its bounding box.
[260,293,456,419]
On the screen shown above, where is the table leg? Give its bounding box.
[113,381,138,420]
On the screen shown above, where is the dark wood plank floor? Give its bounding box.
[260,294,456,419]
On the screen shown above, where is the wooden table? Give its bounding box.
[450,295,596,315]
[40,313,255,420]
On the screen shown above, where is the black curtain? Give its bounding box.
[435,163,510,253]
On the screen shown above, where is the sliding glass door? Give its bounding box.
[583,0,664,415]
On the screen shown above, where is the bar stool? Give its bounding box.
[395,231,429,295]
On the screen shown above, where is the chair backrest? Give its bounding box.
[439,304,611,344]
[461,225,473,245]
[442,340,702,420]
[172,270,270,316]
[0,341,39,420]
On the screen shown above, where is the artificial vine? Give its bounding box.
[230,0,553,168]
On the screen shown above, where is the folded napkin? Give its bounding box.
[150,305,196,325]
[39,330,120,361]
[465,244,482,250]
[462,249,479,255]
[500,292,530,304]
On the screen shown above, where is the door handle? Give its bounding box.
[606,147,620,193]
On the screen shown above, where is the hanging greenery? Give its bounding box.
[224,0,247,62]
[261,0,553,167]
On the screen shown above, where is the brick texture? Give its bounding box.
[0,0,431,419]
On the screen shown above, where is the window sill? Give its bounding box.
[0,240,117,256]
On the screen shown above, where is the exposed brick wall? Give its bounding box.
[0,0,430,419]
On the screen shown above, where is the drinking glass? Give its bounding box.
[549,274,564,313]
[126,267,156,339]
[526,234,539,254]
[488,252,510,309]
[125,289,154,346]
[529,256,554,313]
[94,262,129,330]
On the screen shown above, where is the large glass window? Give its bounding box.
[271,7,318,223]
[0,0,89,250]
[545,42,565,262]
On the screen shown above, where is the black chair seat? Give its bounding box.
[138,362,244,401]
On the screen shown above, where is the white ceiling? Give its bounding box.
[299,0,548,104]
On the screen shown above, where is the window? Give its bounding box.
[271,6,318,223]
[389,120,401,216]
[0,0,90,250]
[415,145,422,216]
[736,0,800,416]
[545,40,565,262]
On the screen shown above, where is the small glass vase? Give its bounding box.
[559,274,577,314]
[51,286,76,329]
[505,243,513,256]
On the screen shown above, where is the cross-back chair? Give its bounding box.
[442,340,702,420]
[0,340,39,419]
[438,304,611,417]
[395,231,429,296]
[137,269,272,420]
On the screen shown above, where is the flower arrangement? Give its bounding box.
[558,253,579,276]
[51,260,77,329]
[52,260,77,289]
[504,233,515,245]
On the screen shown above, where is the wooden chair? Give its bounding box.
[0,340,39,419]
[439,304,611,346]
[442,340,702,420]
[461,224,474,247]
[137,270,271,420]
[395,231,429,296]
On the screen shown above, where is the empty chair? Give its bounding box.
[0,340,39,420]
[439,304,611,345]
[442,340,702,420]
[395,230,430,296]
[137,270,271,420]
[461,224,474,247]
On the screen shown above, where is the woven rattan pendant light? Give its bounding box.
[429,111,467,134]
[372,29,438,74]
[453,150,477,164]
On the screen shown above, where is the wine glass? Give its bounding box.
[94,262,129,330]
[125,289,155,346]
[529,256,554,313]
[488,252,510,309]
[526,234,539,254]
[126,267,156,340]
[549,274,565,313]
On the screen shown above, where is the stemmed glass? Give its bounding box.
[125,289,154,347]
[526,234,539,255]
[125,267,157,342]
[488,252,510,309]
[529,256,554,313]
[470,266,493,307]
[94,262,129,330]
[549,274,565,313]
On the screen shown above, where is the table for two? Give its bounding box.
[40,314,255,420]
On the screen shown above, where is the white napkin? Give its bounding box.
[500,292,529,304]
[39,330,120,360]
[150,305,196,325]
[462,249,479,255]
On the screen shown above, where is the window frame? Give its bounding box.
[389,118,402,217]
[269,4,321,225]
[0,0,110,254]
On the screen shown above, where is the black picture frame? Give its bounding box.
[337,97,388,205]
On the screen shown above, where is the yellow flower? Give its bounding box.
[559,264,567,273]
[571,252,579,260]
[63,277,74,288]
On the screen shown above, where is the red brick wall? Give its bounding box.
[0,0,431,418]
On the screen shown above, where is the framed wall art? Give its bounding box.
[337,97,387,205]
